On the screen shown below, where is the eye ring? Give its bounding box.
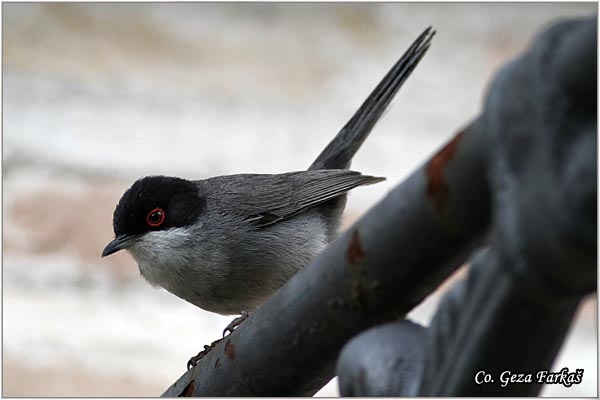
[146,207,165,227]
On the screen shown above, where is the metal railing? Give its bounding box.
[162,16,596,397]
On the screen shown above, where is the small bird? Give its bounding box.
[102,28,433,324]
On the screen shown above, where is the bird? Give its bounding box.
[102,27,434,337]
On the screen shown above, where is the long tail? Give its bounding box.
[309,27,435,171]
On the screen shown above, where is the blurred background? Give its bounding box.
[2,2,597,397]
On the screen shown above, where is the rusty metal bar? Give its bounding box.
[419,16,597,396]
[336,16,596,397]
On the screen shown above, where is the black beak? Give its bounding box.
[102,234,138,257]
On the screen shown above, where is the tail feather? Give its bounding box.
[309,27,435,171]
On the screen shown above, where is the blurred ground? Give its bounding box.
[2,3,597,397]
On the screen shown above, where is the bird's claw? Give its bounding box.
[186,339,222,369]
[222,311,250,337]
[186,311,250,369]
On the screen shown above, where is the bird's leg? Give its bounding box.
[186,338,222,369]
[222,311,250,337]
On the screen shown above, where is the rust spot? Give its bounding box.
[224,340,235,362]
[178,379,195,397]
[426,130,463,213]
[347,229,365,264]
[214,358,221,368]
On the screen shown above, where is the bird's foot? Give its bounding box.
[186,338,222,369]
[186,312,250,368]
[222,311,250,337]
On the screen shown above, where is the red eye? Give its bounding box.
[146,207,165,227]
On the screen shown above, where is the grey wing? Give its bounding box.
[256,170,384,226]
[205,170,384,227]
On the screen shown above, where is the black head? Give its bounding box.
[102,175,204,256]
